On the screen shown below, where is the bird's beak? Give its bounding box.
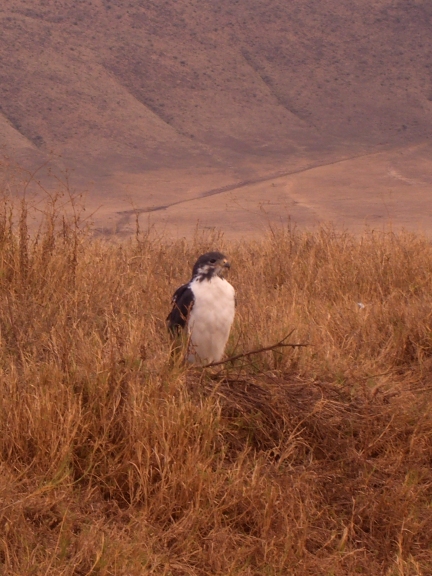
[222,259,230,269]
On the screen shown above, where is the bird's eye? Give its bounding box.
[209,258,217,264]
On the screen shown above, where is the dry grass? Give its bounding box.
[0,193,432,575]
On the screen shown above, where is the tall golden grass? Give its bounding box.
[0,193,432,575]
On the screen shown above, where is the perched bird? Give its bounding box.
[167,251,235,364]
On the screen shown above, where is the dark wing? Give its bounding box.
[166,283,195,334]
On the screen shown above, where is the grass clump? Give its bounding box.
[0,195,432,575]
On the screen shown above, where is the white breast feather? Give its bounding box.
[187,276,235,364]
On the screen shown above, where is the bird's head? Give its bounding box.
[192,251,231,280]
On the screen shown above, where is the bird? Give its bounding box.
[167,251,236,364]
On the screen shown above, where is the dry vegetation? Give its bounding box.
[1,192,432,575]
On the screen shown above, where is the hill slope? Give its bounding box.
[0,0,431,233]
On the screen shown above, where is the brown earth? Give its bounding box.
[1,0,432,236]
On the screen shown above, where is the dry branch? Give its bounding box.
[202,330,308,368]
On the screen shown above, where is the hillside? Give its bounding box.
[0,0,432,234]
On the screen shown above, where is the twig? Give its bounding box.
[202,330,308,368]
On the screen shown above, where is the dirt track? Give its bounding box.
[85,142,432,238]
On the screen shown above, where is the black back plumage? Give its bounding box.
[166,283,195,334]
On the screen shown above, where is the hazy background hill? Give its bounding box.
[1,0,432,235]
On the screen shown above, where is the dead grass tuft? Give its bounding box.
[0,193,432,574]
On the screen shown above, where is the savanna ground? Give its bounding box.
[0,192,432,575]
